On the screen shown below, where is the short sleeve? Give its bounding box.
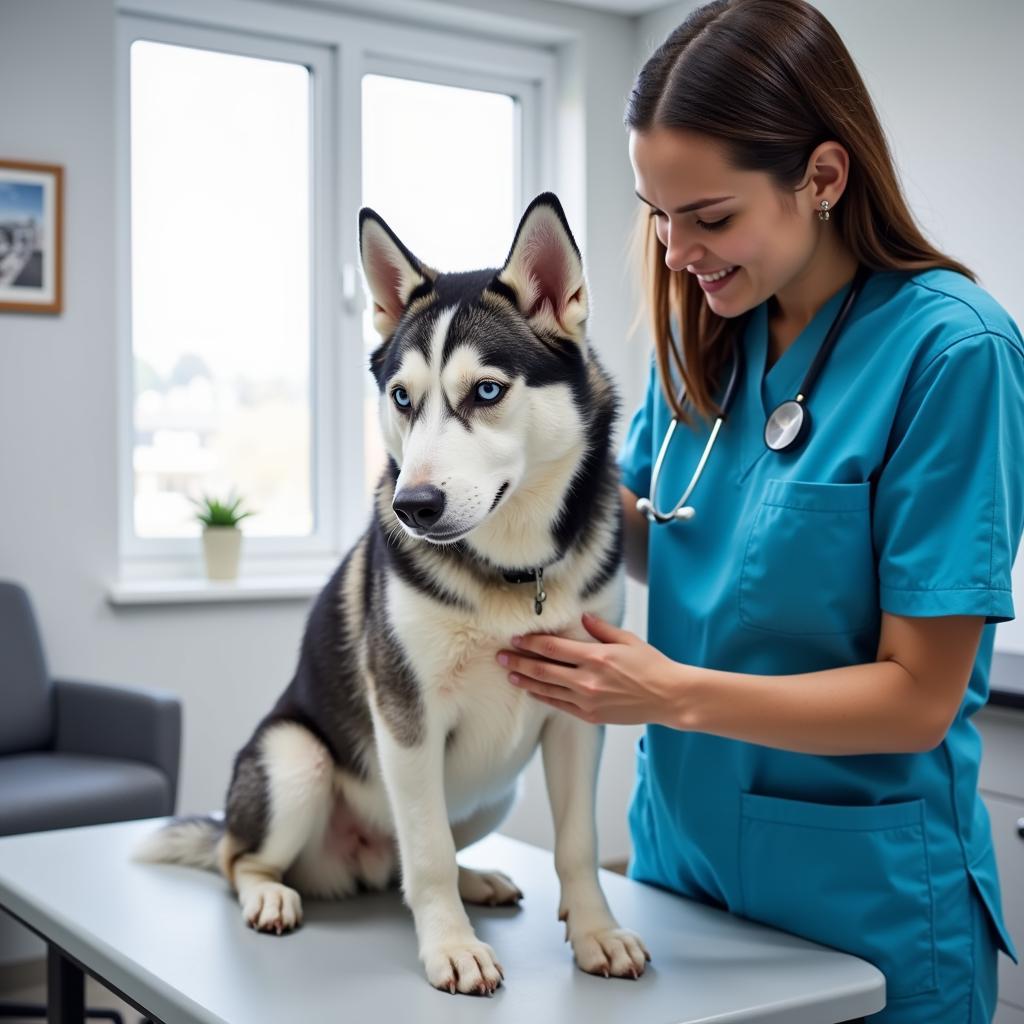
[617,355,658,498]
[874,332,1024,623]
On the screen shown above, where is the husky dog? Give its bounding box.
[136,192,650,995]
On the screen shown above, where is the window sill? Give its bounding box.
[106,573,329,606]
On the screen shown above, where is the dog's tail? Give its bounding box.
[132,814,225,872]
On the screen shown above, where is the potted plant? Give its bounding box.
[191,491,255,581]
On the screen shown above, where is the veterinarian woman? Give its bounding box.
[495,1,1024,1021]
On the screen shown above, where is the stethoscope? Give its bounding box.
[636,263,871,525]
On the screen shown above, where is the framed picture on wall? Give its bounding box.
[0,159,64,314]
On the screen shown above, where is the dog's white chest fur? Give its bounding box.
[386,576,590,820]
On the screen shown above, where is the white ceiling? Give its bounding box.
[542,0,676,14]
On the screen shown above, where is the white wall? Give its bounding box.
[638,0,1024,652]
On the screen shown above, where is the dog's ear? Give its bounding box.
[358,208,438,341]
[493,192,589,346]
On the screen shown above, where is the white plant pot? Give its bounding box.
[202,526,242,580]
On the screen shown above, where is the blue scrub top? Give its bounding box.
[617,267,1024,1004]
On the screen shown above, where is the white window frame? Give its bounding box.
[115,0,559,585]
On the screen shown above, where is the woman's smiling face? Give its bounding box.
[629,126,820,319]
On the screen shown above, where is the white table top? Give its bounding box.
[0,818,885,1023]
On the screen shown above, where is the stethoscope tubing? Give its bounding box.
[637,265,870,525]
[637,345,741,524]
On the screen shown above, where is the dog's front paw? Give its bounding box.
[457,866,523,906]
[242,882,303,935]
[563,912,651,979]
[421,937,505,996]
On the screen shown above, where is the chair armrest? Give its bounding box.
[52,678,182,812]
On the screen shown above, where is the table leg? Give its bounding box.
[46,944,84,1024]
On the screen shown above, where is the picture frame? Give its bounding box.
[0,159,64,314]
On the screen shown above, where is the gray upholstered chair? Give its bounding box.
[0,579,181,1022]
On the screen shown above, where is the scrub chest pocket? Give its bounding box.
[739,792,938,999]
[739,479,879,635]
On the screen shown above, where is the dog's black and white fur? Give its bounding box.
[136,192,650,994]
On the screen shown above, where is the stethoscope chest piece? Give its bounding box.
[764,398,811,452]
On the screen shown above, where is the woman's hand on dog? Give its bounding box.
[496,612,693,726]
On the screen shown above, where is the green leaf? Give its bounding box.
[191,489,256,527]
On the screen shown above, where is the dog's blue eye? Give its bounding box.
[475,381,504,403]
[392,387,411,409]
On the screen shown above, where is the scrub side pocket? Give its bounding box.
[738,792,938,999]
[739,479,879,636]
[626,734,662,886]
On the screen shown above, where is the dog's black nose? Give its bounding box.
[392,485,446,530]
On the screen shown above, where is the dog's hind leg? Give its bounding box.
[452,789,524,906]
[226,720,334,935]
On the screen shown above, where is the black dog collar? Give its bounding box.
[501,566,547,615]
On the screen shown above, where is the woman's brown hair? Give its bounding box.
[624,0,976,428]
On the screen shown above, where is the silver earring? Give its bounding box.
[818,200,831,221]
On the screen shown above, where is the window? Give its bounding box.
[129,41,313,540]
[117,5,555,579]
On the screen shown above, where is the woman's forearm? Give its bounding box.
[671,658,940,756]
